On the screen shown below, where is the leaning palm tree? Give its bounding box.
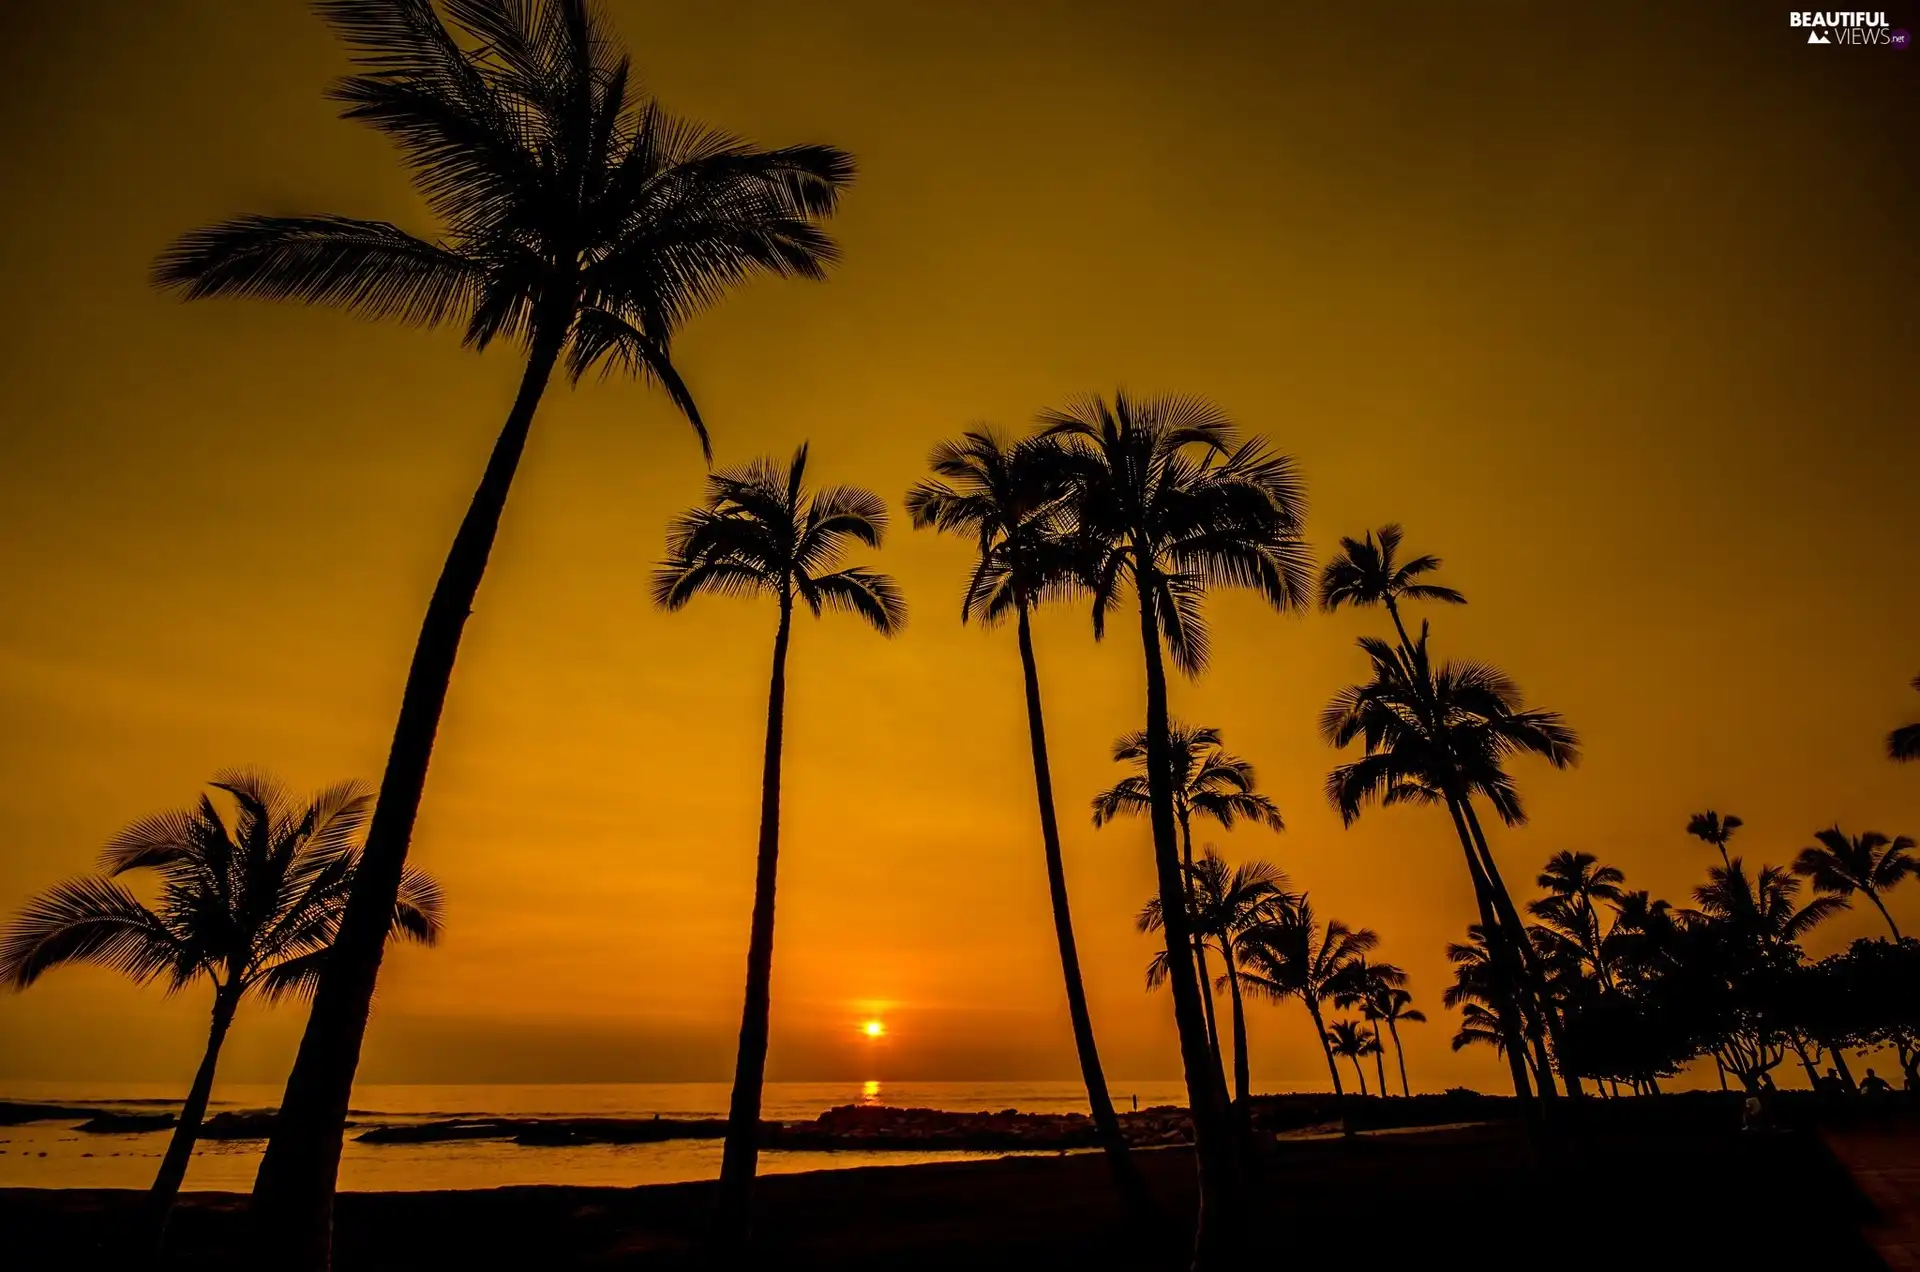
[1794,828,1918,940]
[1324,1019,1380,1096]
[1686,811,1744,868]
[655,444,903,1239]
[1239,898,1377,1096]
[1372,986,1427,1097]
[154,4,853,1255]
[1046,390,1311,1264]
[1319,523,1465,650]
[1334,959,1408,1098]
[1890,677,1920,762]
[1322,630,1580,1104]
[1095,721,1283,1077]
[0,772,441,1249]
[902,430,1143,1204]
[1139,849,1293,1105]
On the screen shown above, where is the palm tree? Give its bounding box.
[1094,721,1283,1078]
[1324,1019,1380,1096]
[1239,898,1377,1096]
[1140,850,1293,1106]
[1694,859,1848,951]
[154,4,852,1255]
[1373,987,1427,1097]
[1528,852,1626,989]
[1046,390,1311,1264]
[1319,523,1465,652]
[903,430,1143,1203]
[1443,925,1536,1081]
[1335,959,1409,1098]
[1793,828,1918,940]
[1322,630,1580,1104]
[1890,676,1920,762]
[0,772,441,1248]
[1686,811,1744,868]
[655,444,903,1238]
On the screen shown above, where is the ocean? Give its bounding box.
[0,1079,1198,1191]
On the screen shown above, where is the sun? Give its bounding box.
[862,1020,886,1039]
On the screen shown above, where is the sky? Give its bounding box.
[0,1,1915,1097]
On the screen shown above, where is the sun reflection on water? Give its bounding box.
[860,1079,882,1105]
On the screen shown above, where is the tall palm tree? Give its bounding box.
[0,772,441,1248]
[1373,986,1427,1098]
[1094,721,1283,1077]
[1318,523,1465,652]
[903,430,1143,1204]
[1890,676,1920,762]
[1686,811,1743,868]
[1528,852,1626,989]
[1793,828,1918,940]
[154,4,852,1256]
[1334,959,1408,1098]
[655,444,903,1239]
[1046,390,1311,1265]
[1139,849,1293,1105]
[1239,898,1377,1096]
[1324,1019,1380,1096]
[1322,631,1580,1104]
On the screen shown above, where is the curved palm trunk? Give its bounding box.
[1223,945,1250,1106]
[1388,1018,1410,1097]
[1177,811,1227,1087]
[1866,888,1903,940]
[1349,1055,1368,1097]
[253,320,568,1269]
[716,595,796,1243]
[1443,798,1536,1111]
[1371,1028,1387,1097]
[1014,606,1145,1206]
[147,983,241,1246]
[1306,998,1342,1096]
[1135,578,1243,1268]
[1459,801,1572,1100]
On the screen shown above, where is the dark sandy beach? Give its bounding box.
[1,1118,1886,1271]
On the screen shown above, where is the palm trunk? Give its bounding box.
[1459,800,1574,1100]
[716,593,795,1242]
[1867,889,1903,940]
[1832,1047,1858,1091]
[1388,1018,1410,1097]
[1135,572,1242,1268]
[1371,1029,1387,1097]
[1178,811,1227,1089]
[1349,1055,1368,1097]
[252,317,568,1269]
[1307,998,1342,1095]
[1223,945,1250,1106]
[147,983,240,1246]
[1014,605,1144,1205]
[1443,797,1536,1109]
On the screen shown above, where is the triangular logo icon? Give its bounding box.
[1808,29,1830,43]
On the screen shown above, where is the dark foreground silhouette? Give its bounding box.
[3,1113,1883,1271]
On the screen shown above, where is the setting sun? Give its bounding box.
[862,1021,886,1039]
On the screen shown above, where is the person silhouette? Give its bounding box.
[1862,1068,1893,1096]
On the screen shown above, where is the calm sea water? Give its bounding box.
[0,1080,1196,1191]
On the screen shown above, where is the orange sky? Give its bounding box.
[0,1,1914,1096]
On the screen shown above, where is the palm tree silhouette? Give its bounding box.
[1528,852,1626,989]
[1324,1019,1380,1096]
[655,444,903,1239]
[0,772,441,1248]
[903,430,1143,1203]
[1239,898,1377,1096]
[1793,828,1917,940]
[1322,629,1580,1105]
[1319,523,1465,650]
[1890,677,1920,762]
[153,4,852,1253]
[1139,849,1293,1105]
[1045,390,1310,1261]
[1443,925,1534,1080]
[1695,859,1846,951]
[1334,959,1409,1097]
[1372,986,1427,1097]
[1094,721,1283,1080]
[1686,811,1744,868]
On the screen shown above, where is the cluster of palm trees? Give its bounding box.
[0,3,1912,1270]
[1443,819,1919,1097]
